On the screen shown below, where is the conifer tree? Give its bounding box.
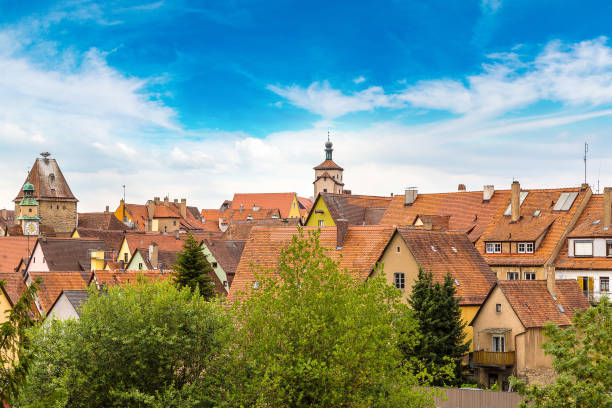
[407,268,469,386]
[173,233,216,300]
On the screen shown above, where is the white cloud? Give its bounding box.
[481,0,502,14]
[353,75,366,84]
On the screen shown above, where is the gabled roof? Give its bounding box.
[314,159,343,171]
[478,187,590,267]
[381,189,511,242]
[566,195,612,238]
[0,237,30,272]
[221,218,299,240]
[205,239,246,285]
[52,289,89,316]
[33,238,105,271]
[396,229,497,305]
[223,207,281,222]
[0,272,27,305]
[297,197,313,219]
[231,193,298,219]
[28,271,91,314]
[131,247,178,271]
[309,193,392,226]
[313,172,344,186]
[200,209,223,232]
[77,212,130,230]
[497,280,590,328]
[73,228,126,252]
[228,225,395,302]
[14,158,77,202]
[124,203,149,231]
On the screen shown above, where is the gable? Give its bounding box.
[305,196,335,227]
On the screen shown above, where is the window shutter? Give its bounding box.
[577,278,584,290]
[588,277,594,291]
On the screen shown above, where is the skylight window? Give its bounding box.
[533,210,541,217]
[557,304,565,313]
[593,220,601,225]
[430,245,437,252]
[553,192,578,211]
[504,192,529,216]
[454,279,460,286]
[451,246,457,253]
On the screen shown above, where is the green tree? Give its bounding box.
[224,228,435,408]
[0,279,39,404]
[173,233,216,300]
[407,269,469,386]
[17,279,230,407]
[511,297,612,408]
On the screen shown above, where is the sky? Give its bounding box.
[2,0,612,211]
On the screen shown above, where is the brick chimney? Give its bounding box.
[511,181,521,222]
[458,184,466,192]
[180,199,187,219]
[154,197,161,205]
[163,197,169,206]
[546,264,556,298]
[404,187,418,206]
[423,219,433,230]
[147,200,155,220]
[483,185,494,202]
[1,209,6,219]
[149,243,159,270]
[604,187,612,229]
[336,219,349,249]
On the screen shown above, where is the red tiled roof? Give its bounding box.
[91,270,170,287]
[498,279,590,328]
[311,193,392,226]
[566,195,612,238]
[397,229,497,305]
[125,204,149,231]
[74,228,126,252]
[0,272,27,305]
[221,218,300,240]
[200,209,222,232]
[314,159,343,171]
[35,238,106,271]
[28,272,90,314]
[231,193,298,219]
[0,237,30,272]
[228,225,395,302]
[77,212,130,230]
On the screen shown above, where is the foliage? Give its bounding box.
[0,279,39,403]
[17,279,231,408]
[173,233,216,300]
[511,297,612,408]
[224,228,435,408]
[406,269,469,386]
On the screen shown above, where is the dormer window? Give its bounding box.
[574,240,593,257]
[486,242,502,254]
[517,242,534,254]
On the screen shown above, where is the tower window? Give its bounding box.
[323,189,327,192]
[28,208,32,213]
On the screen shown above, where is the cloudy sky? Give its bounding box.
[2,0,612,211]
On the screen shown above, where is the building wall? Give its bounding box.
[154,218,179,233]
[492,266,545,281]
[117,239,131,263]
[516,327,554,374]
[46,294,79,322]
[0,290,11,325]
[314,168,343,198]
[288,196,301,220]
[21,200,77,233]
[568,238,608,257]
[27,244,49,273]
[126,251,147,271]
[200,242,229,292]
[90,250,105,271]
[305,198,337,227]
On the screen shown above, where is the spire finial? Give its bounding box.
[327,129,330,142]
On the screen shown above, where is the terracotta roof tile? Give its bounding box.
[205,239,246,286]
[36,238,106,271]
[498,279,590,328]
[77,212,130,230]
[28,271,91,314]
[397,229,497,305]
[566,195,612,238]
[125,204,149,231]
[221,218,300,240]
[91,270,170,287]
[228,225,395,302]
[0,272,27,305]
[74,228,126,252]
[231,193,298,219]
[313,193,392,226]
[200,209,222,232]
[0,237,30,272]
[314,159,343,171]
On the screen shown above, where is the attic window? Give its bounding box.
[496,304,501,312]
[593,220,601,225]
[451,246,457,253]
[454,279,460,286]
[533,210,541,217]
[557,304,565,313]
[48,173,55,185]
[553,192,579,211]
[430,245,437,252]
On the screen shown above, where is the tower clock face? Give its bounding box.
[24,221,39,236]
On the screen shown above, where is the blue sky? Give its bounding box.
[2,0,612,211]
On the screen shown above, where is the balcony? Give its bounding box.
[472,351,515,367]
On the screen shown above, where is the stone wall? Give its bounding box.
[15,200,77,234]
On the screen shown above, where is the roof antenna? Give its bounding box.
[584,142,589,185]
[597,162,601,194]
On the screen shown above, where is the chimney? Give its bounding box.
[404,187,418,206]
[336,219,349,249]
[483,185,494,202]
[180,199,187,219]
[1,209,6,219]
[423,219,433,230]
[174,199,178,204]
[105,205,109,213]
[511,181,521,222]
[546,265,556,298]
[149,243,159,270]
[164,196,169,206]
[604,187,612,229]
[154,197,161,205]
[458,184,466,192]
[147,200,155,220]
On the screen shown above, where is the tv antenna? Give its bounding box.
[583,142,588,185]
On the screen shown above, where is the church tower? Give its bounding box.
[313,133,344,198]
[17,179,40,236]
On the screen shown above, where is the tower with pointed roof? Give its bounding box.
[17,178,40,235]
[14,153,78,234]
[313,134,344,198]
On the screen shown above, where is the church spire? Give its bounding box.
[325,131,333,160]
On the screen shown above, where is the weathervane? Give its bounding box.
[40,152,51,158]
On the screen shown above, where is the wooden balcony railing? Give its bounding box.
[472,351,515,367]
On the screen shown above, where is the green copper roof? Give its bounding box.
[22,181,34,192]
[19,196,38,206]
[17,215,40,221]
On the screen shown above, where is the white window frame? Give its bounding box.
[524,272,536,280]
[507,272,519,280]
[492,334,505,352]
[601,277,610,292]
[518,242,534,254]
[574,240,594,257]
[394,273,405,289]
[517,243,525,253]
[486,242,502,254]
[526,242,534,253]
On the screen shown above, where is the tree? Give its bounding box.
[0,279,39,404]
[224,228,435,408]
[511,297,612,408]
[407,269,469,386]
[173,233,216,300]
[17,279,231,407]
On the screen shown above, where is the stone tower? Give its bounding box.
[16,179,40,236]
[313,134,344,198]
[14,153,78,234]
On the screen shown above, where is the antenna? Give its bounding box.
[584,142,589,185]
[122,185,126,223]
[597,162,601,194]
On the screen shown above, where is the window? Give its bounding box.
[253,281,260,290]
[601,277,610,292]
[553,192,579,211]
[504,191,529,215]
[42,257,46,263]
[124,253,129,262]
[323,189,327,193]
[396,246,401,253]
[492,334,505,352]
[518,242,534,253]
[574,240,593,257]
[507,272,519,280]
[486,242,502,254]
[138,262,143,270]
[318,220,324,227]
[607,241,612,257]
[212,262,218,268]
[524,272,536,280]
[394,273,405,289]
[28,208,32,213]
[173,221,176,226]
[496,303,501,312]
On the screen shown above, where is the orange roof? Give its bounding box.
[397,229,497,305]
[152,205,180,218]
[381,189,512,242]
[125,204,148,231]
[28,272,90,314]
[223,207,281,222]
[221,218,300,240]
[91,270,170,287]
[0,271,27,305]
[123,231,222,254]
[497,279,590,328]
[314,159,343,171]
[310,193,392,226]
[566,195,612,238]
[200,209,222,232]
[0,237,30,273]
[231,193,298,219]
[478,187,590,267]
[227,225,395,302]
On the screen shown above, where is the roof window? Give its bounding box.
[593,219,601,225]
[533,210,541,217]
[504,191,528,216]
[430,245,437,252]
[451,246,457,253]
[553,192,578,211]
[557,304,565,313]
[454,279,460,286]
